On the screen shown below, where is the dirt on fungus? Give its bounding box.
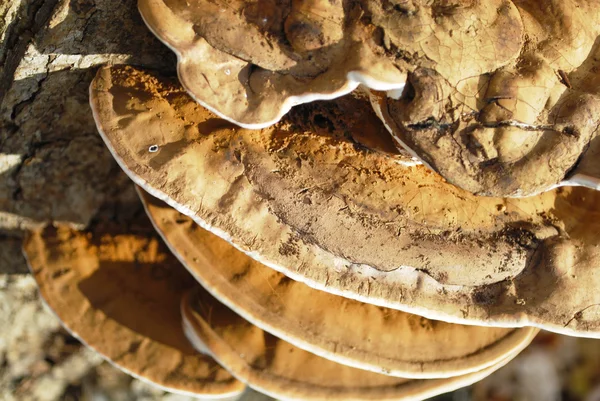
[92,65,600,336]
[139,0,600,197]
[96,66,542,286]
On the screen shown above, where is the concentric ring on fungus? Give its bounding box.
[91,65,600,338]
[138,188,537,379]
[22,216,245,399]
[181,288,537,401]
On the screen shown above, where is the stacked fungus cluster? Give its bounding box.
[24,1,600,399]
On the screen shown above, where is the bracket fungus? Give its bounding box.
[91,65,600,338]
[22,217,245,398]
[136,0,600,197]
[181,288,535,401]
[21,192,536,400]
[368,0,600,197]
[137,0,406,129]
[138,188,537,379]
[137,0,525,129]
[19,0,600,397]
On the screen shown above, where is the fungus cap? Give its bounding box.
[138,0,599,196]
[90,65,600,337]
[137,0,523,129]
[22,220,245,398]
[138,188,537,379]
[370,0,600,197]
[181,288,537,401]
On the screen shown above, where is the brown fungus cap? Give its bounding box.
[22,219,245,398]
[138,188,537,379]
[371,0,600,197]
[137,0,523,128]
[91,65,600,337]
[181,288,536,401]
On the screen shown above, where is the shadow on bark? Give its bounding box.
[0,0,175,228]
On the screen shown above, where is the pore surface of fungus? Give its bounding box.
[90,65,600,337]
[22,219,245,398]
[139,188,537,379]
[136,0,523,129]
[181,289,537,401]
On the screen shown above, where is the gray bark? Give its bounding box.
[0,0,175,240]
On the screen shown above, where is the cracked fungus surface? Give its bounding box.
[137,0,521,127]
[374,0,600,197]
[91,65,600,336]
[138,0,600,197]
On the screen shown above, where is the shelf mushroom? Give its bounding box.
[181,287,536,401]
[138,188,537,379]
[137,0,523,129]
[22,194,536,400]
[370,0,600,197]
[22,219,245,399]
[137,0,408,128]
[15,0,600,398]
[137,0,600,197]
[90,65,600,337]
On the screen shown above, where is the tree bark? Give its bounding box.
[0,0,175,241]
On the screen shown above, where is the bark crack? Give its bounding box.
[0,0,60,107]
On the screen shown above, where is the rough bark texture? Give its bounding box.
[0,2,279,399]
[0,0,175,234]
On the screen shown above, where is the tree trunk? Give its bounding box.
[0,0,175,236]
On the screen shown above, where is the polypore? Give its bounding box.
[138,188,537,379]
[23,214,245,398]
[20,0,600,399]
[181,287,535,401]
[22,190,537,400]
[138,0,600,197]
[91,65,600,337]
